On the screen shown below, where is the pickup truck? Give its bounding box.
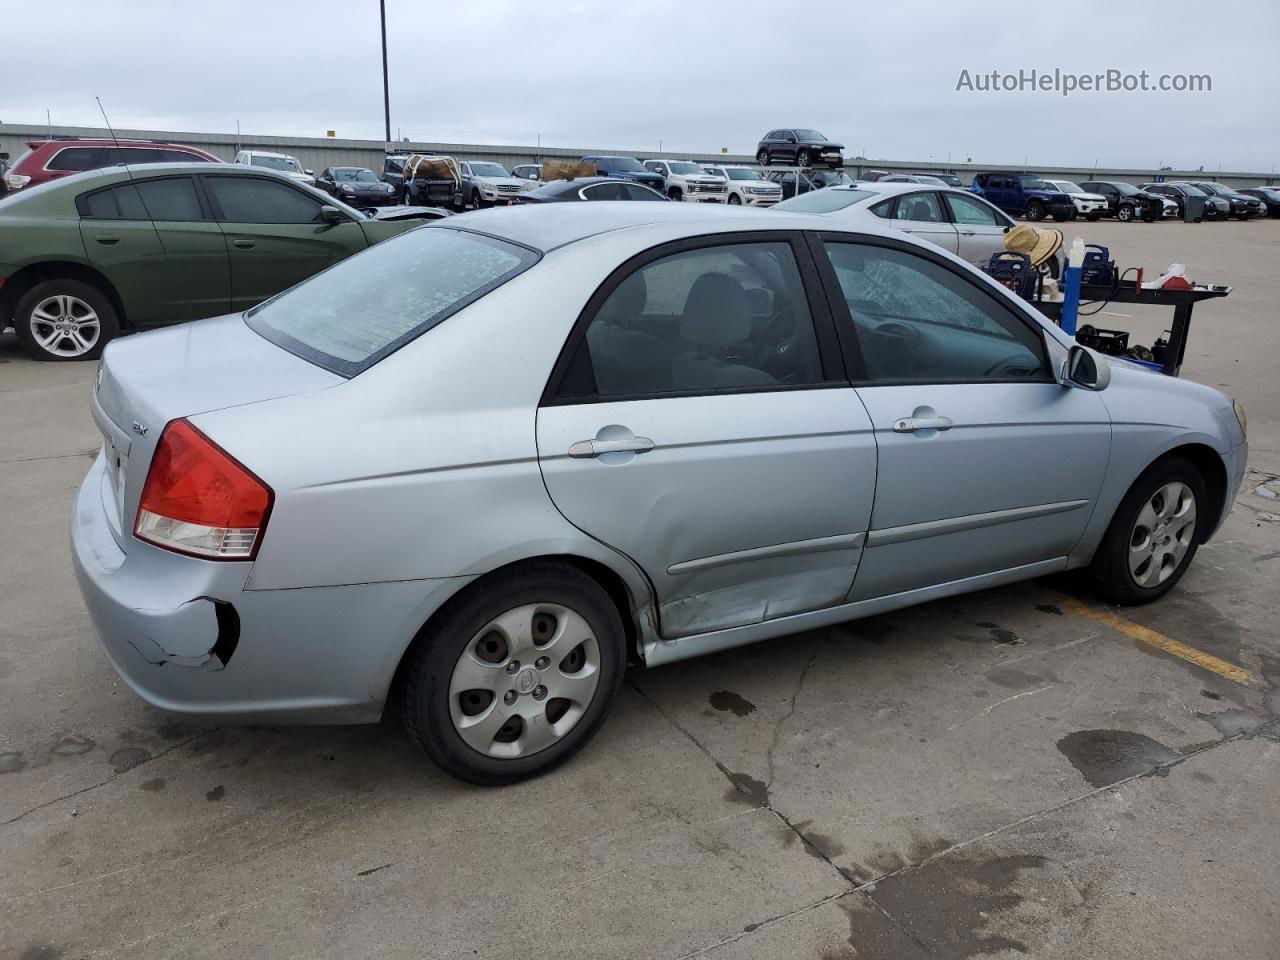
[971,173,1076,222]
[642,159,727,202]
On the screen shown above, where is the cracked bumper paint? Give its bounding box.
[71,452,470,723]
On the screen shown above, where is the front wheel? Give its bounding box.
[401,562,626,785]
[727,193,742,205]
[668,187,683,202]
[756,149,770,166]
[1025,200,1045,221]
[1116,204,1134,222]
[14,279,119,362]
[796,149,811,167]
[1086,457,1207,605]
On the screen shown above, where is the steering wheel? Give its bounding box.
[756,306,808,380]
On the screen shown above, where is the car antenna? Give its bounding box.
[96,97,195,323]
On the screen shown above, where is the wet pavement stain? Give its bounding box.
[140,778,166,792]
[1201,689,1223,700]
[109,746,152,774]
[844,835,955,885]
[986,664,1057,690]
[50,734,95,756]
[1,750,27,774]
[206,784,226,802]
[785,819,847,865]
[1195,708,1268,739]
[19,946,64,960]
[976,623,1025,646]
[861,854,1046,959]
[708,690,757,717]
[1035,603,1064,616]
[1056,729,1181,787]
[722,769,770,806]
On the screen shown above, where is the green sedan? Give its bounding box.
[0,163,449,361]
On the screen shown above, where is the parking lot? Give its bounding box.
[2,216,1279,959]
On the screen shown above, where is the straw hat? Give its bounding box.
[1003,224,1063,268]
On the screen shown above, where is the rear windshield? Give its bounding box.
[776,188,875,213]
[246,227,539,376]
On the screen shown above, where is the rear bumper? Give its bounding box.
[71,452,470,724]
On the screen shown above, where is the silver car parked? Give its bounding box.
[777,182,1028,271]
[73,203,1249,785]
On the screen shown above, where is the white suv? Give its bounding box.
[234,150,315,187]
[701,165,784,206]
[642,159,727,202]
[1046,179,1108,221]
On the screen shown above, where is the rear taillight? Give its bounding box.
[3,172,31,190]
[134,420,272,560]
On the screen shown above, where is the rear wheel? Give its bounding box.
[1086,457,1206,605]
[14,279,119,362]
[1025,200,1046,221]
[796,149,812,167]
[1086,212,1102,221]
[401,562,626,785]
[756,149,770,166]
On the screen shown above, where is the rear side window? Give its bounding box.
[206,176,322,223]
[77,177,203,220]
[48,147,105,171]
[583,182,627,200]
[554,241,824,400]
[246,227,539,376]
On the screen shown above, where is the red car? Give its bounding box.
[1,138,222,193]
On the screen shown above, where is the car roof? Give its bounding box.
[444,200,886,253]
[245,150,296,158]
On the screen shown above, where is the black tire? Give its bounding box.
[1117,204,1134,223]
[757,149,770,166]
[401,561,627,786]
[14,278,119,362]
[471,190,484,210]
[668,187,683,202]
[796,149,811,167]
[401,186,411,205]
[1086,212,1102,221]
[1025,200,1045,222]
[727,193,742,205]
[1085,456,1208,605]
[1053,211,1072,222]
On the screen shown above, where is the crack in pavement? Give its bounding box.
[0,448,98,466]
[1,730,219,827]
[637,671,1279,960]
[764,639,823,791]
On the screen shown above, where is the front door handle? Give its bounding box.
[893,416,954,433]
[568,436,655,458]
[232,238,256,249]
[94,234,120,245]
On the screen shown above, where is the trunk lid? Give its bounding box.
[92,314,342,547]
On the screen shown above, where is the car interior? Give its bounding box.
[580,243,823,396]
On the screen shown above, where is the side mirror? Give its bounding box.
[0,152,8,161]
[1064,344,1110,391]
[319,205,344,223]
[305,168,314,176]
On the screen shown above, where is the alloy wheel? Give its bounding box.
[29,294,100,358]
[1128,481,1197,587]
[449,603,601,759]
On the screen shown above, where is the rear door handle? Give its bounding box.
[232,238,256,249]
[893,416,953,433]
[94,234,120,245]
[568,436,655,458]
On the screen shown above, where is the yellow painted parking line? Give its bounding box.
[1057,595,1261,687]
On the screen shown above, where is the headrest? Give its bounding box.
[680,273,752,347]
[599,271,648,324]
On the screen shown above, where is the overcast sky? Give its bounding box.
[5,0,1278,171]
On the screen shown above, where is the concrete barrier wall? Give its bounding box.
[2,123,1275,189]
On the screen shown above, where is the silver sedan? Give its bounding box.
[72,203,1248,784]
[776,182,1028,271]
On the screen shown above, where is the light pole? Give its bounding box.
[380,0,391,144]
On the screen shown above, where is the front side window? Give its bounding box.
[794,129,825,140]
[893,192,943,222]
[944,192,1001,225]
[206,176,324,223]
[247,227,537,376]
[557,241,824,400]
[824,241,1048,383]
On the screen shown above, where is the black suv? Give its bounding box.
[756,129,844,168]
[1079,181,1165,222]
[1140,182,1230,220]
